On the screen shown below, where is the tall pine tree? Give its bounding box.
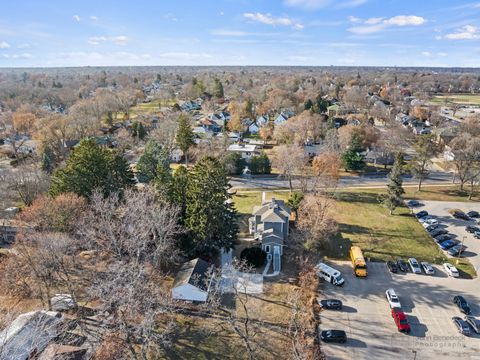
[184,156,237,258]
[383,153,405,215]
[137,139,171,183]
[50,138,134,198]
[175,114,195,166]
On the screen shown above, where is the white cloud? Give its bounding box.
[2,52,33,59]
[337,0,368,8]
[348,15,426,34]
[220,11,224,16]
[163,13,178,21]
[90,15,98,21]
[364,17,384,25]
[421,51,431,57]
[243,12,304,30]
[0,41,11,49]
[444,25,480,40]
[287,55,313,62]
[73,15,81,22]
[348,16,361,23]
[88,35,129,45]
[384,15,425,26]
[422,51,448,57]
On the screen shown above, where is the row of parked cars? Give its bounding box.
[414,208,468,257]
[386,257,459,277]
[385,289,480,336]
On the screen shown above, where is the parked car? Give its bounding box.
[396,259,409,272]
[408,258,422,274]
[474,231,480,239]
[451,210,471,221]
[465,316,480,334]
[434,234,452,243]
[454,296,472,315]
[319,299,343,310]
[418,215,434,223]
[444,263,460,277]
[448,244,467,257]
[387,261,398,273]
[407,200,420,207]
[452,316,471,336]
[415,210,429,219]
[420,262,435,275]
[320,330,347,343]
[391,308,411,333]
[423,222,438,230]
[386,288,402,309]
[429,228,448,237]
[439,239,459,250]
[465,225,480,233]
[467,211,479,218]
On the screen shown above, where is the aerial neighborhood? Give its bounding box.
[1,1,480,360]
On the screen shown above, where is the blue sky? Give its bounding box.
[0,0,480,67]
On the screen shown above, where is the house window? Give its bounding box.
[265,245,271,253]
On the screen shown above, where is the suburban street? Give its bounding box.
[230,171,455,190]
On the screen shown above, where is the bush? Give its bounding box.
[240,247,267,267]
[224,152,247,175]
[249,153,271,175]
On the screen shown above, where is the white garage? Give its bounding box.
[171,258,213,303]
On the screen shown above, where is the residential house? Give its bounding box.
[227,144,258,160]
[274,110,294,126]
[180,100,201,112]
[172,258,213,302]
[256,115,269,127]
[200,118,222,133]
[249,198,291,273]
[248,121,260,134]
[365,149,395,166]
[327,104,340,118]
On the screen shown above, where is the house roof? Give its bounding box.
[172,258,212,292]
[227,144,257,153]
[253,199,291,221]
[0,311,63,360]
[261,229,284,245]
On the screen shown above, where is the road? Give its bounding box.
[230,171,455,190]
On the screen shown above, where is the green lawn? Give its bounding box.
[233,189,477,278]
[430,93,480,105]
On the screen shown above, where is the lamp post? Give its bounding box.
[456,236,466,264]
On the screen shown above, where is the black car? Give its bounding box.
[466,225,480,233]
[387,261,398,273]
[396,259,409,272]
[465,316,480,334]
[434,234,452,243]
[320,330,347,343]
[452,317,471,336]
[429,228,448,237]
[448,244,467,257]
[319,299,343,310]
[475,231,480,239]
[452,211,471,221]
[407,200,420,207]
[467,211,479,218]
[454,295,472,315]
[416,210,429,219]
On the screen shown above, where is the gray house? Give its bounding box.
[249,198,291,273]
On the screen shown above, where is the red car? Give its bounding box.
[391,308,411,333]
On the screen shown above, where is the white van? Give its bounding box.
[316,263,345,286]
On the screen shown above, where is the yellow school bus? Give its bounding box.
[350,246,367,277]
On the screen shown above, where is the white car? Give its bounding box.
[421,262,435,275]
[386,288,402,309]
[444,263,459,278]
[408,258,422,274]
[418,215,435,224]
[423,218,438,226]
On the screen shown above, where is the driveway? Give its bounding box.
[412,201,480,273]
[319,261,480,360]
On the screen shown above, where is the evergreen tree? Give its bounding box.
[184,157,237,258]
[137,140,171,183]
[50,138,134,198]
[224,152,247,175]
[249,153,271,174]
[132,121,147,140]
[168,166,189,218]
[213,78,224,98]
[341,134,365,171]
[287,191,304,220]
[175,114,195,166]
[383,153,405,215]
[304,99,313,111]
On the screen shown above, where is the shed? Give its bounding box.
[172,258,213,302]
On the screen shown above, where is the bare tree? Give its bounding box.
[2,165,50,206]
[273,145,307,192]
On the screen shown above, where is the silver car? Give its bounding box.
[421,262,435,275]
[408,258,422,274]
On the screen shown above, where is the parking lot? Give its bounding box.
[414,201,480,273]
[319,261,480,360]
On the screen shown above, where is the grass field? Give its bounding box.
[233,188,477,278]
[430,93,480,105]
